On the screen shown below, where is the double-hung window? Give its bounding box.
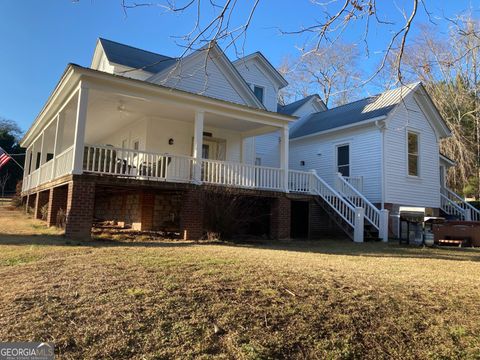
[337,144,350,177]
[407,131,419,176]
[253,85,264,104]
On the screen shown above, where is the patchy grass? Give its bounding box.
[0,205,480,359]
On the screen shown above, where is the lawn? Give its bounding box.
[1,203,480,359]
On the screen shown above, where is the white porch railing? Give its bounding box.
[30,168,40,190]
[288,170,311,193]
[336,174,389,241]
[55,146,74,178]
[39,161,54,184]
[22,146,75,192]
[441,187,480,221]
[202,159,284,191]
[343,176,364,192]
[83,144,194,183]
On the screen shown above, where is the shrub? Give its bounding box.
[40,204,48,221]
[11,181,23,208]
[56,208,66,228]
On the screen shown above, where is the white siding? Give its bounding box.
[290,126,383,203]
[97,116,242,162]
[255,131,280,167]
[112,64,152,81]
[234,59,278,112]
[384,95,440,208]
[97,118,149,150]
[150,55,247,105]
[253,99,322,167]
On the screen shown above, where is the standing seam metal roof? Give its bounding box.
[99,38,177,74]
[290,83,420,139]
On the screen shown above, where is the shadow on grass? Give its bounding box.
[0,232,479,262]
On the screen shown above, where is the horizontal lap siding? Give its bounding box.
[384,96,440,208]
[255,131,280,167]
[98,118,149,150]
[153,56,246,105]
[289,126,382,203]
[234,60,278,112]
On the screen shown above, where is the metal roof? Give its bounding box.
[99,38,177,73]
[277,95,322,115]
[290,83,420,139]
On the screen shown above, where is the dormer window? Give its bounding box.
[253,85,264,104]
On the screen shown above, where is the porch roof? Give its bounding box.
[21,64,296,147]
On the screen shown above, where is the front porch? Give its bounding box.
[22,73,293,195]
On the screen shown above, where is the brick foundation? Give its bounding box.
[65,179,95,239]
[47,185,68,227]
[270,196,291,240]
[34,190,50,220]
[180,189,204,240]
[138,191,155,231]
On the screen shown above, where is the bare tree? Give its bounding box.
[112,0,433,84]
[279,43,362,107]
[0,172,10,198]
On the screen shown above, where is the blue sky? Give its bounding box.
[0,0,476,131]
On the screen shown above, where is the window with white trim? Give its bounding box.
[407,131,419,176]
[337,144,350,176]
[253,85,264,104]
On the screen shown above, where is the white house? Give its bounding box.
[19,38,476,242]
[256,83,480,238]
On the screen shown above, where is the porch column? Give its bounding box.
[72,83,89,175]
[193,110,204,183]
[280,125,289,192]
[65,178,95,238]
[50,115,60,180]
[39,131,45,167]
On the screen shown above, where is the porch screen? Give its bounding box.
[337,145,350,176]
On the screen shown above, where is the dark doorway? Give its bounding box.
[291,201,309,238]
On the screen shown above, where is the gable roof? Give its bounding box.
[147,42,265,109]
[233,52,288,88]
[277,94,326,115]
[290,82,451,140]
[98,38,177,73]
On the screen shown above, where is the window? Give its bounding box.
[408,132,419,176]
[121,139,128,149]
[255,157,262,166]
[253,85,264,104]
[337,144,350,176]
[133,140,140,151]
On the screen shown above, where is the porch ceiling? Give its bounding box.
[85,88,279,143]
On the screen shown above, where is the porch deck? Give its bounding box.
[23,144,290,193]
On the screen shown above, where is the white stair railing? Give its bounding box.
[289,170,364,242]
[440,188,479,221]
[335,173,389,241]
[343,176,364,192]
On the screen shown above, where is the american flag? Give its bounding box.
[0,146,11,169]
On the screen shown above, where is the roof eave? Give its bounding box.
[290,115,387,141]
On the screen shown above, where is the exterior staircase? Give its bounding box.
[288,170,389,242]
[440,187,480,221]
